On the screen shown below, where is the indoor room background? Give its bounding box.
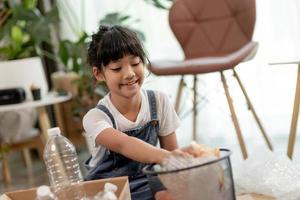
[59,0,300,165]
[1,0,300,193]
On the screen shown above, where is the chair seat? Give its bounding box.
[7,128,40,147]
[149,42,258,75]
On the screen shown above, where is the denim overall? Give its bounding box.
[84,90,162,200]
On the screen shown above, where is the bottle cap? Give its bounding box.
[36,185,51,197]
[47,127,61,137]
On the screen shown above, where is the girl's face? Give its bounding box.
[94,54,145,99]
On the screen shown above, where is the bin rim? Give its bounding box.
[143,148,232,175]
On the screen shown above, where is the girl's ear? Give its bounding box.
[92,66,105,82]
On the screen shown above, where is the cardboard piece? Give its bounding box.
[1,176,131,200]
[237,193,276,200]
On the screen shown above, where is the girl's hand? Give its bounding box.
[158,149,191,165]
[158,149,192,166]
[170,149,192,158]
[181,141,220,158]
[159,141,219,164]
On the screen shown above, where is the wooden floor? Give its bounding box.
[0,146,89,194]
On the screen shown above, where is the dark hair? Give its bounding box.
[87,25,148,70]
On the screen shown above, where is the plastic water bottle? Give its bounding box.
[43,127,85,200]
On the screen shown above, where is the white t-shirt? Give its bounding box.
[83,90,180,167]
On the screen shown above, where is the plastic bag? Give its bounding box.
[234,148,300,200]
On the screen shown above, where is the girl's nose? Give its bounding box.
[124,66,135,79]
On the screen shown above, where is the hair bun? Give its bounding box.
[98,25,109,33]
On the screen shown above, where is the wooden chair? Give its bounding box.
[0,57,48,184]
[148,0,272,159]
[1,129,44,184]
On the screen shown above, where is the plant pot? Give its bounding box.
[51,71,79,96]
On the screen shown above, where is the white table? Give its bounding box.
[0,91,71,143]
[0,92,71,184]
[270,60,300,159]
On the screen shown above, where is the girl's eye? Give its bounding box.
[111,67,121,71]
[132,61,141,66]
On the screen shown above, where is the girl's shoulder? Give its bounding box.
[83,94,111,121]
[82,106,106,124]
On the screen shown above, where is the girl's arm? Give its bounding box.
[95,128,171,164]
[158,132,178,151]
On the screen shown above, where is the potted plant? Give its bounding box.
[0,0,59,60]
[0,0,59,96]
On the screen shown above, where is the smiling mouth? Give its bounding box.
[121,79,138,86]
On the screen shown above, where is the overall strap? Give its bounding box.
[96,104,116,129]
[146,90,158,120]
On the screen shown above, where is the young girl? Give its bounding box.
[83,25,180,200]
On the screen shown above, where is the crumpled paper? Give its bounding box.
[234,148,300,200]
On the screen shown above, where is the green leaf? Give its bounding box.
[13,5,40,21]
[26,18,52,45]
[22,33,30,43]
[0,0,58,60]
[119,15,130,22]
[153,0,168,9]
[73,57,81,73]
[58,41,71,66]
[100,13,134,26]
[11,25,23,44]
[144,0,171,9]
[44,5,59,24]
[77,32,89,44]
[22,0,37,10]
[0,47,11,58]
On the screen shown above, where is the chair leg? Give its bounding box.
[21,148,32,169]
[221,71,248,159]
[175,75,198,141]
[175,75,185,113]
[287,65,300,159]
[36,134,45,161]
[233,69,273,150]
[2,153,11,184]
[193,75,198,141]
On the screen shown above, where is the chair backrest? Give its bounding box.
[0,57,48,100]
[169,0,256,59]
